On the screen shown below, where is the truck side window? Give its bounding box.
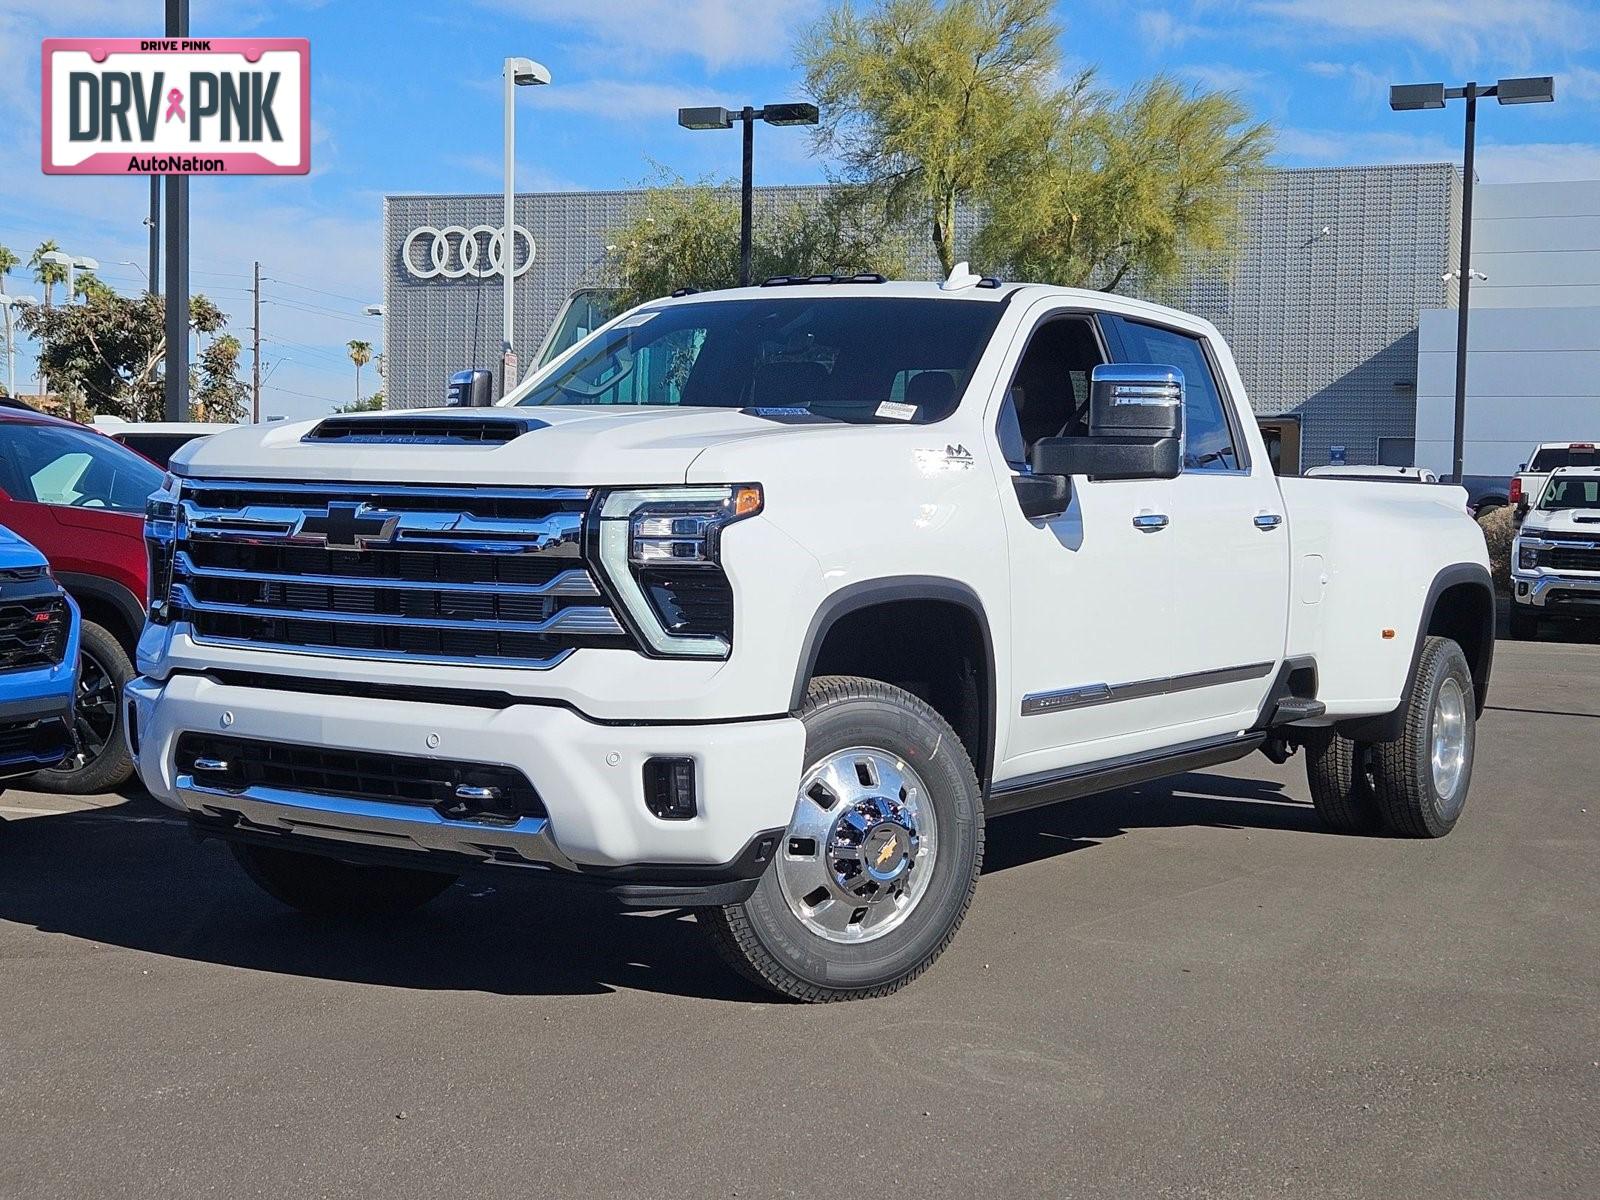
[997,317,1103,468]
[1113,320,1242,472]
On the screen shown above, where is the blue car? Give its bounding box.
[0,524,79,789]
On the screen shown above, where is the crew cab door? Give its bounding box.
[1101,316,1290,734]
[990,307,1184,781]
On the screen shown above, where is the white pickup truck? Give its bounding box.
[128,278,1495,1001]
[1510,465,1600,638]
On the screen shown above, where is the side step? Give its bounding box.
[1270,697,1326,725]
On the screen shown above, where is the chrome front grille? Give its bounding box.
[168,479,631,667]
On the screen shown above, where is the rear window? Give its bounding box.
[1530,446,1599,470]
[514,296,1006,424]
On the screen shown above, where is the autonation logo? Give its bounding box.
[42,37,309,175]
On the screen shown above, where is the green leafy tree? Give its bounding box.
[603,174,908,310]
[0,244,18,293]
[194,333,250,423]
[16,289,239,421]
[30,241,67,308]
[72,271,116,304]
[801,0,1062,275]
[347,339,373,406]
[973,75,1272,291]
[333,392,385,413]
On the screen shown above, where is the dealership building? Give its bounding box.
[382,163,1490,471]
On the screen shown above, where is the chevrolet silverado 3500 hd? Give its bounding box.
[127,277,1495,1001]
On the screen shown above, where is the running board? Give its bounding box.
[987,733,1266,817]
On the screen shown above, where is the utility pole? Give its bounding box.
[251,260,261,423]
[162,0,190,422]
[1450,84,1479,488]
[147,177,161,294]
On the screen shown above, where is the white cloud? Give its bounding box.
[472,0,821,71]
[1137,9,1204,51]
[1252,0,1593,59]
[1179,64,1268,94]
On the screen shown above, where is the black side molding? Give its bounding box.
[987,733,1266,817]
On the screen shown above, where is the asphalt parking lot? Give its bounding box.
[1,637,1596,1200]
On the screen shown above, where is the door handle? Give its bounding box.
[1132,512,1169,532]
[1253,513,1283,531]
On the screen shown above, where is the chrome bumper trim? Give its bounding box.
[1513,574,1600,608]
[174,773,579,871]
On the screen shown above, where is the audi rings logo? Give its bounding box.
[402,224,537,280]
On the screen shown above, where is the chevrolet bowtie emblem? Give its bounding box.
[295,502,400,551]
[875,834,898,868]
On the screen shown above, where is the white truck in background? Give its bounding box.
[1510,465,1600,638]
[128,276,1495,1001]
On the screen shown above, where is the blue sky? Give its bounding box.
[1,0,1596,419]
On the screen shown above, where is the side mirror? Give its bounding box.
[1029,364,1184,481]
[446,368,495,407]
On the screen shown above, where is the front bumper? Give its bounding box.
[1510,572,1600,611]
[0,605,80,780]
[125,672,806,902]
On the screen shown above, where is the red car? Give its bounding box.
[0,404,162,792]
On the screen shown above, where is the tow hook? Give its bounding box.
[1261,735,1297,765]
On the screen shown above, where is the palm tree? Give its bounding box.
[347,339,373,406]
[30,241,66,308]
[0,244,18,293]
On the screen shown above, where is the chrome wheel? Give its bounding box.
[63,646,118,772]
[777,747,938,944]
[1430,676,1468,812]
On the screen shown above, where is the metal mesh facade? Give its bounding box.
[384,164,1459,468]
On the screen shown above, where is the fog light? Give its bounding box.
[643,756,697,820]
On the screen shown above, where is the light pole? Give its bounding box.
[0,293,39,397]
[677,102,820,286]
[503,56,551,398]
[1391,75,1554,483]
[39,250,100,305]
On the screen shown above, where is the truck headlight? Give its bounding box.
[1516,540,1541,571]
[596,484,762,657]
[145,472,181,623]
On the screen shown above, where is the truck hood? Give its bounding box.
[1520,508,1600,536]
[0,523,49,572]
[170,405,831,487]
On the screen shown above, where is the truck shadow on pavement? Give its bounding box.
[0,770,1315,1002]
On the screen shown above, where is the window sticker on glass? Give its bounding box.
[876,401,918,421]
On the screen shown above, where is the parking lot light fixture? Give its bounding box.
[503,56,551,398]
[677,101,820,286]
[1390,75,1554,484]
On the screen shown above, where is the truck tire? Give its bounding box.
[231,843,457,917]
[1303,727,1382,834]
[704,676,984,1002]
[28,620,134,796]
[1370,636,1476,839]
[1508,605,1540,640]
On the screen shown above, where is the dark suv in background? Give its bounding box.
[0,405,161,792]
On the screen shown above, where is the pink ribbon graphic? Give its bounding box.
[164,88,185,123]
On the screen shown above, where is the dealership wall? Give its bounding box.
[383,164,1461,468]
[1416,180,1600,478]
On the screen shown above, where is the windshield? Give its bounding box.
[1530,447,1598,471]
[1539,477,1600,510]
[515,296,1005,424]
[0,422,163,513]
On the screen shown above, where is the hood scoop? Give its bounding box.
[304,414,547,445]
